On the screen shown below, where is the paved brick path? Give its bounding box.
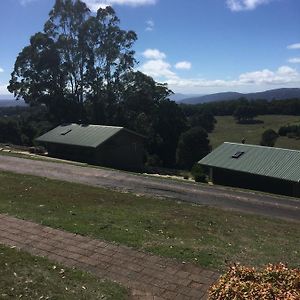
[0,214,219,299]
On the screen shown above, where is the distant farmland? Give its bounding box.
[209,115,300,150]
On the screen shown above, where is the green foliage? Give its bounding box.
[81,7,138,124]
[233,105,258,123]
[191,164,207,182]
[8,1,137,124]
[187,97,300,117]
[209,264,300,300]
[0,106,52,146]
[180,105,217,132]
[176,126,210,169]
[260,129,278,147]
[189,110,216,132]
[152,99,187,167]
[0,119,22,145]
[117,71,173,134]
[278,124,300,140]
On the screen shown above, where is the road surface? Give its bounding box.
[0,155,299,222]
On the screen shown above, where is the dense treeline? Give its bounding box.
[278,124,300,139]
[180,98,300,117]
[0,106,52,146]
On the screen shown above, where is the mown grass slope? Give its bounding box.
[0,171,299,271]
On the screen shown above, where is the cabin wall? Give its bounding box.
[95,130,144,170]
[46,143,95,164]
[208,167,298,197]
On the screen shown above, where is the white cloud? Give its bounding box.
[0,68,4,73]
[19,0,37,5]
[83,0,156,11]
[288,57,300,64]
[140,59,177,80]
[142,49,166,60]
[238,66,298,84]
[140,48,300,93]
[0,84,9,95]
[146,20,154,31]
[175,61,192,70]
[287,43,300,50]
[227,0,271,11]
[166,66,299,93]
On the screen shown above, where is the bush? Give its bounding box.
[176,126,210,170]
[209,263,300,300]
[260,129,278,147]
[29,146,46,154]
[191,164,207,182]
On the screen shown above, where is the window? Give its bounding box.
[232,151,245,159]
[60,129,72,136]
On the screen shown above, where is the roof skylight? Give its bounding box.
[60,129,72,136]
[232,151,245,159]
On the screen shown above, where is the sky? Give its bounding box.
[0,0,300,96]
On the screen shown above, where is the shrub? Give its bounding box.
[209,263,300,300]
[176,126,210,170]
[29,146,46,154]
[191,164,207,183]
[260,129,278,147]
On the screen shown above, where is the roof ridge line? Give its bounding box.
[224,142,300,153]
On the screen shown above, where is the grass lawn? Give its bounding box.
[0,244,128,299]
[209,115,300,149]
[0,171,299,272]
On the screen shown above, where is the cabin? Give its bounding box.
[35,124,145,170]
[198,142,300,197]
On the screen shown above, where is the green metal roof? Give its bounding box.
[36,124,125,148]
[199,142,300,183]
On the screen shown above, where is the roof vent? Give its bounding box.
[232,151,245,159]
[60,129,72,136]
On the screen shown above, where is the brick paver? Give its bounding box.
[0,214,219,299]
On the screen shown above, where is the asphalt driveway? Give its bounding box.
[0,155,299,222]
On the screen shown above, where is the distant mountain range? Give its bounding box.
[1,88,300,107]
[0,94,203,106]
[0,99,26,107]
[0,94,14,100]
[169,93,203,102]
[179,88,300,105]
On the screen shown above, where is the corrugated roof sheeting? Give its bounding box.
[199,142,300,183]
[36,124,123,148]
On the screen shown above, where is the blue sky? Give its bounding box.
[0,0,300,95]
